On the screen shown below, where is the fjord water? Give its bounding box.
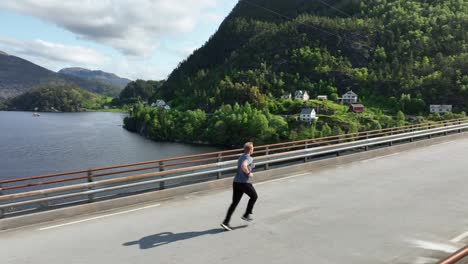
[0,111,221,181]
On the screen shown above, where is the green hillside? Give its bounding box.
[124,0,467,147]
[158,0,467,113]
[0,52,122,99]
[7,85,108,112]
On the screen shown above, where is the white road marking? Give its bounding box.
[38,203,161,231]
[410,239,458,253]
[254,173,310,186]
[450,230,468,243]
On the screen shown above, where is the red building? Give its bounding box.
[349,103,365,113]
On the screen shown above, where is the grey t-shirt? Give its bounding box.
[234,154,253,183]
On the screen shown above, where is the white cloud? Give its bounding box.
[164,45,200,58]
[202,13,224,24]
[103,57,168,81]
[0,36,109,67]
[0,0,222,56]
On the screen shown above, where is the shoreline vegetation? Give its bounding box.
[123,102,465,148]
[2,85,129,113]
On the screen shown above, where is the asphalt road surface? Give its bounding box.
[2,138,468,264]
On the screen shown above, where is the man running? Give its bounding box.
[221,142,258,231]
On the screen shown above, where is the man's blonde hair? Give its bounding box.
[244,142,254,153]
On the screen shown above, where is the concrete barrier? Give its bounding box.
[1,131,467,231]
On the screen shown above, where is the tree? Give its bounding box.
[396,111,406,127]
[321,124,332,138]
[332,126,344,136]
[348,122,359,134]
[119,80,164,104]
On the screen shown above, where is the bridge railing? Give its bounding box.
[437,246,468,264]
[0,118,467,218]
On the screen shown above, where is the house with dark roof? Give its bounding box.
[294,90,310,101]
[299,107,318,122]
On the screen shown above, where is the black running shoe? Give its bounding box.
[241,214,253,222]
[220,223,233,231]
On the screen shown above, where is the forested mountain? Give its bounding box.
[0,51,57,99]
[159,0,467,113]
[7,85,108,112]
[59,67,131,90]
[0,52,122,99]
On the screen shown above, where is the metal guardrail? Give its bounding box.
[0,118,467,218]
[438,246,468,264]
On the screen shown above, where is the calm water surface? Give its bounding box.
[0,111,221,180]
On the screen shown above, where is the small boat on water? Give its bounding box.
[32,113,40,117]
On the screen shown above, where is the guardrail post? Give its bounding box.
[40,194,50,209]
[428,124,432,138]
[159,161,165,172]
[387,129,393,146]
[217,154,223,178]
[409,125,414,142]
[159,161,165,189]
[364,133,369,151]
[265,147,270,170]
[0,184,4,218]
[87,170,94,203]
[304,143,308,162]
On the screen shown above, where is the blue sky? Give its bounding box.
[0,0,238,80]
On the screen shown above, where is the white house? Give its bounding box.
[342,91,358,104]
[281,93,292,99]
[317,95,328,100]
[430,105,452,113]
[295,90,310,101]
[156,99,166,107]
[151,99,170,110]
[299,108,318,122]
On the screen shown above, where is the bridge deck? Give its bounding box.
[2,138,468,264]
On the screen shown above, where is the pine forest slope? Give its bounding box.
[159,0,467,113]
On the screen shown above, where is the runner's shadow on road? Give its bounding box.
[123,225,247,249]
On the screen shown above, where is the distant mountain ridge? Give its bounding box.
[59,67,131,90]
[0,52,124,99]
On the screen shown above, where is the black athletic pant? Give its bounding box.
[223,182,258,224]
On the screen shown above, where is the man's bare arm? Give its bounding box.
[241,160,253,177]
